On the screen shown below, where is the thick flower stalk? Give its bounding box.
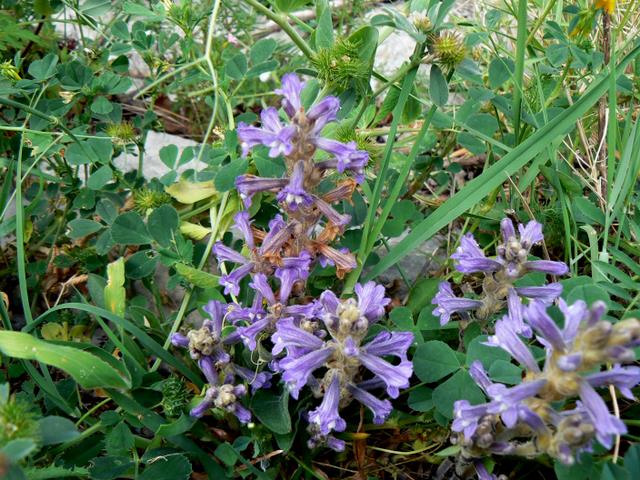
[234,73,369,278]
[433,218,568,334]
[451,299,640,477]
[170,300,271,422]
[272,281,413,450]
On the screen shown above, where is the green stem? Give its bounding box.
[512,0,528,144]
[242,0,314,60]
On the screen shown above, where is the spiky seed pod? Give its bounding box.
[0,395,40,446]
[161,377,190,417]
[408,10,432,33]
[106,122,137,146]
[433,32,467,70]
[312,38,369,93]
[133,187,172,213]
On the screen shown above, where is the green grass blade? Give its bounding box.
[364,43,640,281]
[512,0,528,143]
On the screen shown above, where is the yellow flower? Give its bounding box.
[595,0,615,14]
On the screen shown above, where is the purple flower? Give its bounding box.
[235,175,288,207]
[237,107,296,158]
[452,399,489,437]
[315,138,369,183]
[314,197,352,228]
[358,353,412,398]
[307,96,340,132]
[524,260,569,276]
[232,364,272,392]
[275,73,305,118]
[506,288,532,337]
[451,233,502,273]
[219,263,253,296]
[486,380,546,427]
[308,374,346,434]
[586,366,640,400]
[432,282,482,325]
[524,300,567,351]
[485,317,539,373]
[348,383,393,424]
[515,283,563,302]
[280,347,334,399]
[354,281,390,323]
[363,331,414,363]
[578,382,626,448]
[276,160,314,210]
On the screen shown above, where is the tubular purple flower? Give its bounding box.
[500,218,516,244]
[249,273,277,305]
[468,360,494,393]
[281,347,335,399]
[276,160,314,210]
[220,263,254,296]
[451,233,503,273]
[485,317,540,373]
[432,281,482,325]
[358,353,412,398]
[558,299,587,343]
[362,331,413,361]
[232,364,272,392]
[515,283,563,301]
[236,175,288,207]
[524,301,566,351]
[212,242,249,265]
[275,73,305,118]
[319,289,340,316]
[190,395,213,418]
[348,384,393,424]
[308,374,346,434]
[233,403,252,424]
[236,317,271,351]
[260,215,293,255]
[506,288,532,337]
[202,300,226,337]
[234,211,255,249]
[586,366,640,400]
[314,197,352,227]
[272,318,325,355]
[236,108,296,158]
[314,138,369,180]
[452,400,489,438]
[524,260,569,276]
[556,353,583,372]
[307,96,340,132]
[578,382,626,448]
[170,332,189,348]
[486,379,547,427]
[475,462,498,480]
[198,356,219,385]
[355,281,390,323]
[518,221,544,248]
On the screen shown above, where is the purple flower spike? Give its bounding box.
[275,73,305,118]
[276,160,314,210]
[452,233,503,273]
[432,282,483,325]
[348,384,393,424]
[308,374,347,434]
[355,281,390,323]
[578,382,626,448]
[524,260,569,276]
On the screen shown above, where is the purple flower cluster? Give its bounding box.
[433,218,568,334]
[170,300,272,423]
[272,281,413,450]
[451,299,640,473]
